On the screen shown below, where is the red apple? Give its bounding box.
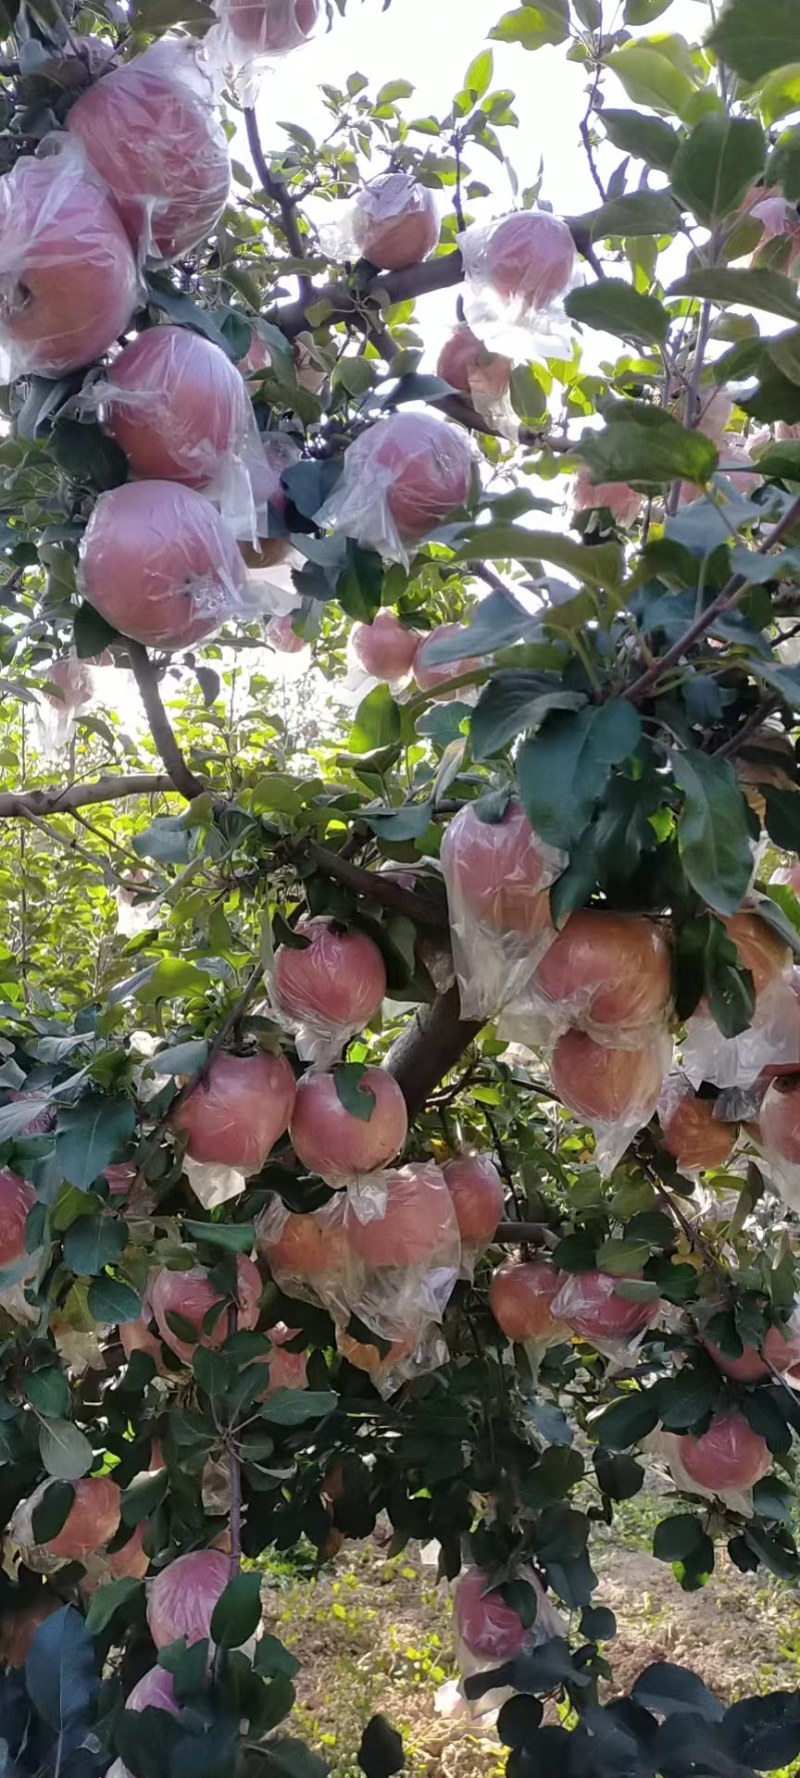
[119,1314,165,1369]
[267,613,306,653]
[678,1411,770,1492]
[441,799,558,936]
[454,1567,527,1660]
[533,910,671,1037]
[760,1076,800,1163]
[352,610,419,682]
[572,466,643,528]
[273,918,387,1034]
[326,413,472,547]
[482,211,576,309]
[660,1091,737,1171]
[108,1521,149,1581]
[351,173,439,271]
[172,1051,296,1173]
[80,480,247,650]
[724,910,789,997]
[44,657,95,710]
[146,1547,230,1649]
[48,1477,121,1561]
[0,149,137,376]
[437,325,512,404]
[551,1030,667,1126]
[238,333,272,374]
[223,0,319,55]
[289,1067,407,1180]
[489,1258,568,1344]
[346,1162,457,1268]
[67,43,230,262]
[261,1322,308,1394]
[148,1255,261,1363]
[444,1152,504,1243]
[552,1268,659,1343]
[704,1318,800,1384]
[413,623,480,694]
[257,1204,350,1280]
[0,1169,35,1270]
[106,326,251,490]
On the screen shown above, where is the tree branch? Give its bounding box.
[0,774,173,819]
[127,644,207,801]
[244,107,311,296]
[274,251,465,339]
[303,840,449,932]
[385,982,483,1119]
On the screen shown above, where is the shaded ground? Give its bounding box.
[260,1509,800,1778]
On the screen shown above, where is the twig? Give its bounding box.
[68,808,150,873]
[244,107,311,296]
[127,644,206,802]
[304,840,449,932]
[0,773,173,819]
[625,493,800,705]
[578,46,606,206]
[666,298,713,516]
[483,1104,527,1224]
[712,697,781,759]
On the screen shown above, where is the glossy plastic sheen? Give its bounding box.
[315,411,473,567]
[552,1268,660,1344]
[104,326,253,490]
[80,480,247,649]
[172,1050,296,1172]
[441,798,564,1020]
[531,910,672,1045]
[272,918,387,1061]
[443,1153,504,1244]
[147,1547,230,1648]
[352,610,419,683]
[351,173,439,271]
[678,1412,770,1493]
[454,1567,527,1661]
[148,1255,261,1362]
[489,1257,568,1345]
[289,1067,408,1182]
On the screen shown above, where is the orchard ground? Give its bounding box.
[260,1502,800,1778]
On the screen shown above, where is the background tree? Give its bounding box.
[3,0,800,1775]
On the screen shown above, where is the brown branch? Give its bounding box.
[244,107,311,296]
[303,840,449,932]
[625,492,800,705]
[385,982,483,1119]
[274,251,465,340]
[0,773,173,818]
[712,697,781,760]
[127,644,206,802]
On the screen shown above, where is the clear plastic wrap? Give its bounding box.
[342,1162,461,1340]
[658,1073,738,1174]
[256,1192,354,1321]
[643,1428,760,1518]
[148,1255,261,1364]
[552,1266,661,1365]
[86,325,258,535]
[9,1476,121,1573]
[0,141,138,380]
[66,40,230,263]
[550,1028,672,1176]
[458,210,578,361]
[172,1050,296,1174]
[500,910,672,1053]
[267,609,307,654]
[489,1257,570,1357]
[440,799,566,1021]
[701,1300,800,1382]
[437,325,515,438]
[678,1410,770,1494]
[321,173,439,272]
[315,412,473,569]
[413,622,481,696]
[443,1153,504,1279]
[245,433,302,564]
[79,479,249,650]
[208,0,319,103]
[116,872,161,939]
[571,465,644,529]
[147,1548,231,1649]
[453,1565,566,1719]
[289,1067,408,1212]
[269,917,388,1065]
[349,610,420,689]
[682,911,798,1090]
[758,1076,800,1210]
[336,1320,447,1396]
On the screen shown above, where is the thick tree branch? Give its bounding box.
[303,841,449,932]
[385,982,483,1119]
[0,774,173,818]
[274,251,465,340]
[244,107,311,295]
[127,643,207,802]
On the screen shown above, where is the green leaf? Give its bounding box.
[363,803,434,841]
[87,1277,141,1323]
[375,78,415,104]
[509,364,548,422]
[565,279,669,347]
[601,108,680,172]
[449,526,623,589]
[337,544,384,623]
[39,1417,94,1481]
[333,1063,377,1123]
[31,1481,74,1545]
[64,1213,127,1276]
[597,1238,651,1276]
[55,1094,136,1190]
[574,189,681,240]
[759,64,800,127]
[85,1577,143,1636]
[670,266,800,323]
[489,1,569,51]
[464,48,493,98]
[672,750,754,915]
[50,419,128,493]
[516,702,642,850]
[23,1367,70,1418]
[579,402,718,487]
[73,601,119,658]
[136,958,211,1002]
[151,1040,209,1076]
[769,127,800,202]
[625,0,672,19]
[420,591,540,664]
[670,116,765,226]
[471,673,587,761]
[653,1514,708,1562]
[350,684,401,752]
[183,1219,256,1253]
[210,1571,263,1649]
[144,278,238,354]
[706,0,800,83]
[604,45,696,118]
[260,1388,338,1424]
[595,1391,659,1450]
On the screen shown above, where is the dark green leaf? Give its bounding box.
[25,1605,98,1730]
[489,1,570,51]
[449,526,622,589]
[579,403,718,487]
[64,1213,127,1276]
[23,1367,70,1418]
[85,1577,143,1635]
[333,1062,377,1122]
[39,1418,94,1480]
[670,116,764,226]
[55,1093,135,1190]
[595,1391,659,1450]
[183,1219,256,1253]
[260,1388,338,1424]
[350,684,401,752]
[565,279,669,347]
[706,0,800,82]
[517,701,642,849]
[358,1714,405,1778]
[670,266,800,323]
[50,419,128,492]
[574,189,682,240]
[471,673,586,760]
[31,1481,74,1545]
[87,1277,141,1323]
[632,1661,724,1721]
[653,1514,708,1562]
[601,108,680,172]
[210,1570,263,1648]
[672,750,754,915]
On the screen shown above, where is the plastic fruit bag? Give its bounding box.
[256,1192,355,1321]
[79,480,250,650]
[348,610,420,691]
[552,1266,661,1366]
[489,1258,570,1361]
[453,1564,566,1718]
[443,1153,504,1280]
[269,917,388,1066]
[758,1075,800,1210]
[0,140,138,380]
[289,1066,408,1219]
[342,1162,461,1340]
[66,39,230,264]
[658,1072,738,1174]
[549,1028,672,1176]
[320,172,439,272]
[682,910,798,1090]
[440,799,566,1021]
[208,0,318,103]
[336,1321,448,1398]
[437,324,515,438]
[315,411,473,568]
[458,209,578,361]
[35,654,97,760]
[172,1050,296,1175]
[500,910,672,1052]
